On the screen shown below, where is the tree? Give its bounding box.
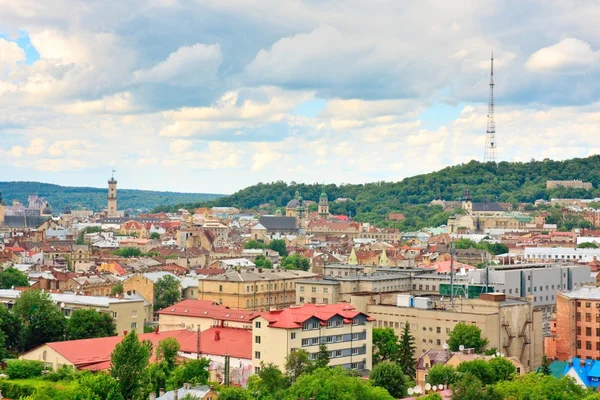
[218,386,253,400]
[0,302,23,356]
[156,337,181,372]
[154,275,181,311]
[66,309,117,340]
[451,373,487,400]
[113,248,143,258]
[284,367,394,400]
[111,283,124,296]
[110,330,152,400]
[488,357,516,383]
[0,267,29,289]
[578,242,599,249]
[448,323,488,353]
[285,349,313,382]
[540,354,551,375]
[13,289,66,351]
[254,255,273,269]
[149,232,161,240]
[397,322,416,378]
[314,343,330,369]
[369,361,410,398]
[493,374,591,400]
[457,360,493,385]
[247,363,288,399]
[76,372,124,400]
[280,254,310,271]
[372,328,399,364]
[167,358,210,389]
[426,364,460,386]
[77,226,102,245]
[268,239,288,256]
[244,239,266,250]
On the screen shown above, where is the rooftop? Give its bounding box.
[157,299,256,322]
[253,302,372,329]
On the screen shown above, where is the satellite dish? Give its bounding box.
[415,386,423,394]
[496,351,501,357]
[439,384,445,390]
[425,383,432,391]
[500,353,505,357]
[407,388,414,395]
[443,343,449,350]
[432,385,437,391]
[459,345,465,351]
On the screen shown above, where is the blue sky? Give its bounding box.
[1,1,600,194]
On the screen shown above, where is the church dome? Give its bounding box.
[320,191,327,199]
[287,199,299,208]
[63,205,72,214]
[41,206,52,215]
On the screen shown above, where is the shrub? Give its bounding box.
[42,365,79,382]
[5,359,46,379]
[0,381,36,398]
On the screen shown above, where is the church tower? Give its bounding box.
[107,171,118,217]
[0,191,5,226]
[318,190,329,219]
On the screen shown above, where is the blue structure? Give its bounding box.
[560,358,600,390]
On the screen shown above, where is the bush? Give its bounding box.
[41,365,79,382]
[5,359,46,379]
[0,381,36,398]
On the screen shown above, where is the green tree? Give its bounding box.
[0,302,23,356]
[284,367,394,400]
[426,364,460,386]
[451,373,487,400]
[218,386,253,400]
[254,255,273,269]
[285,349,313,382]
[110,331,152,400]
[457,360,493,385]
[111,283,124,296]
[488,357,516,383]
[418,393,443,400]
[113,248,143,258]
[578,242,599,249]
[149,232,161,240]
[76,372,124,400]
[268,239,288,256]
[372,328,399,364]
[247,363,288,399]
[493,374,591,400]
[280,254,310,271]
[369,361,410,398]
[77,226,102,245]
[0,267,29,289]
[13,289,66,351]
[314,343,330,369]
[244,239,266,249]
[66,309,117,340]
[142,362,169,399]
[540,354,551,375]
[156,337,181,372]
[167,358,210,389]
[154,275,181,311]
[448,323,488,353]
[397,322,416,378]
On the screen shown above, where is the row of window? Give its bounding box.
[578,302,600,309]
[576,313,600,322]
[577,327,600,337]
[301,333,365,347]
[576,340,600,351]
[244,295,294,308]
[303,318,364,330]
[298,297,329,304]
[299,286,330,294]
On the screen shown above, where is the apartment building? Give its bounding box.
[198,268,317,311]
[524,247,600,263]
[0,289,147,335]
[351,293,543,372]
[250,303,373,374]
[546,180,593,190]
[545,287,600,361]
[157,299,254,331]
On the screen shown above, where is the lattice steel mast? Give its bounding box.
[483,52,496,163]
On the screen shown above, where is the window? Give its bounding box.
[352,333,360,341]
[352,347,359,355]
[437,339,441,345]
[587,313,592,322]
[302,339,310,346]
[336,335,343,342]
[219,285,223,292]
[255,336,261,344]
[325,336,333,343]
[131,310,138,318]
[291,332,296,340]
[323,288,329,294]
[587,327,592,336]
[255,351,261,359]
[255,367,261,374]
[312,287,317,293]
[300,286,304,292]
[587,341,593,350]
[311,338,319,345]
[332,350,342,358]
[577,340,582,349]
[327,319,342,328]
[255,321,261,329]
[112,312,118,318]
[131,322,137,329]
[577,326,582,335]
[436,327,441,334]
[577,312,582,321]
[303,322,319,330]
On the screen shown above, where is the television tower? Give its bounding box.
[483,51,496,163]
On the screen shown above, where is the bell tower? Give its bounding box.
[107,170,118,217]
[318,190,329,219]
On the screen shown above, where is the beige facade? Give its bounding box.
[351,294,543,372]
[21,344,73,370]
[296,280,341,305]
[547,180,593,190]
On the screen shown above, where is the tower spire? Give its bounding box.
[484,51,496,163]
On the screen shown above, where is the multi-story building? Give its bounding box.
[198,268,316,311]
[352,293,543,372]
[545,287,600,361]
[546,180,593,190]
[157,299,254,331]
[524,247,600,263]
[250,303,373,374]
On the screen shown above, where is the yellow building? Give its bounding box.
[250,303,374,374]
[198,268,317,311]
[351,292,543,372]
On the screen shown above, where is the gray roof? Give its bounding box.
[203,268,316,282]
[471,202,504,212]
[258,216,298,231]
[3,215,50,228]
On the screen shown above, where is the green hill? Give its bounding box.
[0,181,223,213]
[154,156,600,229]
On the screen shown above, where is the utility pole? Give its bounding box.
[483,51,497,164]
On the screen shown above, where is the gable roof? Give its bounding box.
[471,202,504,212]
[253,303,371,329]
[157,299,256,323]
[258,216,298,231]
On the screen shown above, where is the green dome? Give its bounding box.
[320,191,327,199]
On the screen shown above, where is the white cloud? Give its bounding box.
[525,38,599,72]
[0,38,25,69]
[170,139,192,153]
[133,43,222,86]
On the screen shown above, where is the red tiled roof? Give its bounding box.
[330,215,350,221]
[157,299,256,322]
[253,303,371,329]
[194,268,226,276]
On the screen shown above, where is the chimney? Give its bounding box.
[123,330,128,335]
[173,389,178,400]
[149,393,156,400]
[214,330,220,341]
[159,389,165,397]
[155,326,160,334]
[183,383,191,389]
[580,359,586,367]
[568,358,573,367]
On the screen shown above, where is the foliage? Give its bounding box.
[540,354,551,375]
[154,275,181,311]
[142,362,169,398]
[5,360,46,379]
[110,330,152,400]
[0,302,22,356]
[150,156,600,229]
[66,309,117,340]
[418,393,443,400]
[149,232,161,240]
[76,226,102,245]
[451,373,488,400]
[268,239,288,256]
[285,349,313,382]
[398,322,416,378]
[13,289,67,351]
[284,367,394,400]
[254,255,273,269]
[0,267,30,289]
[578,242,599,248]
[453,239,509,256]
[457,360,494,385]
[244,239,266,249]
[314,343,330,369]
[493,373,594,400]
[218,386,253,400]
[448,323,489,353]
[41,366,79,382]
[0,181,222,213]
[112,247,143,258]
[167,358,210,389]
[156,337,181,372]
[280,254,310,271]
[0,381,37,399]
[488,357,516,383]
[111,283,124,296]
[76,372,124,400]
[247,363,289,400]
[426,364,460,386]
[372,328,399,365]
[369,361,410,398]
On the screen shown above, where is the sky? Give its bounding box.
[1,1,600,194]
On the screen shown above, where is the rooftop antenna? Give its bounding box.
[483,51,496,164]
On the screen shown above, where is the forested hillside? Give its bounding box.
[154,156,600,229]
[0,181,223,212]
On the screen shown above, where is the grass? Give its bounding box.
[6,378,78,389]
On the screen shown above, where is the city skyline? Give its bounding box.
[1,1,600,193]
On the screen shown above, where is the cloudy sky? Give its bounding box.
[1,0,600,194]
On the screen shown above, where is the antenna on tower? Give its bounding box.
[484,51,496,164]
